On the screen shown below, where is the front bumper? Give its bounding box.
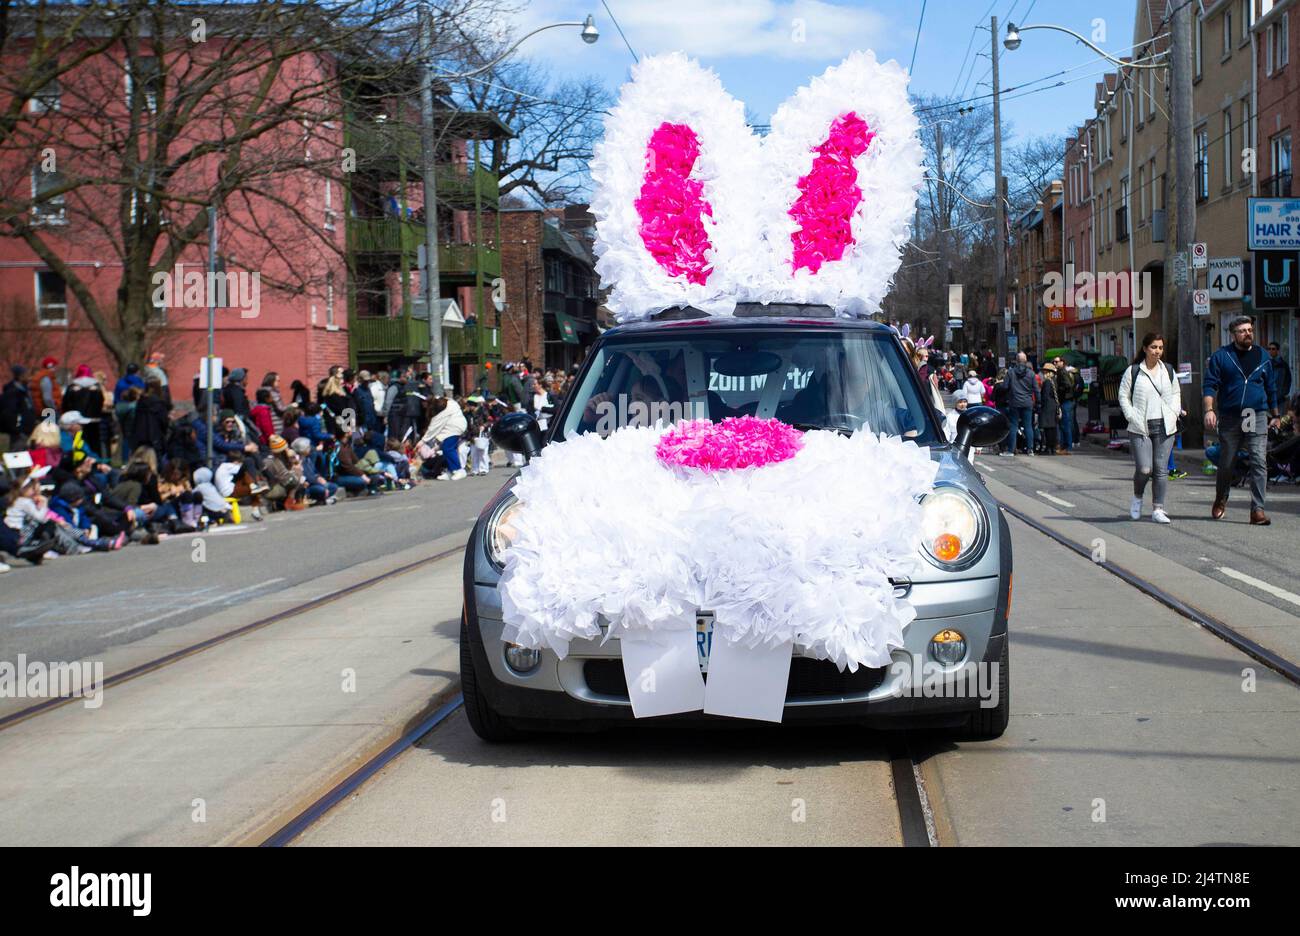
[464,574,1007,729]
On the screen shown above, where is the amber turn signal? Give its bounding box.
[932,533,962,562]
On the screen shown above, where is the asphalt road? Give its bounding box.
[296,518,1300,846]
[0,471,509,666]
[975,444,1300,617]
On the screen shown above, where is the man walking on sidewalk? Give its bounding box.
[999,352,1039,457]
[1203,316,1280,525]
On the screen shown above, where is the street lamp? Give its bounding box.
[1003,22,1167,68]
[417,12,598,394]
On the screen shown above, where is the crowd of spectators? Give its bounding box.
[0,353,570,573]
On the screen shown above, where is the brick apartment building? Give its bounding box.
[1011,180,1065,360]
[0,9,509,398]
[498,204,602,373]
[1254,0,1300,370]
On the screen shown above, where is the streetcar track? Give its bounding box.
[261,693,465,847]
[0,545,466,732]
[1000,502,1300,687]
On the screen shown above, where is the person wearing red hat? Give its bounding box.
[30,357,61,415]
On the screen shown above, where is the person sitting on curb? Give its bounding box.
[260,435,303,511]
[192,466,233,525]
[290,437,337,504]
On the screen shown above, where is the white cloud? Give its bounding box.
[519,0,888,62]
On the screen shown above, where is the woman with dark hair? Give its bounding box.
[1118,332,1182,524]
[290,379,312,408]
[129,378,171,459]
[260,372,286,435]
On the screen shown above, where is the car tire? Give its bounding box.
[460,615,525,742]
[957,638,1009,740]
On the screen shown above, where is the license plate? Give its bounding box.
[696,612,714,672]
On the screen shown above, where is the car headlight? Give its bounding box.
[919,486,987,568]
[485,496,523,570]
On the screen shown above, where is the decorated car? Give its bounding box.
[459,50,1011,740]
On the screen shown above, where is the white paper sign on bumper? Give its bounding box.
[702,637,794,723]
[620,631,707,718]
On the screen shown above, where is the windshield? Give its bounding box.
[554,328,941,444]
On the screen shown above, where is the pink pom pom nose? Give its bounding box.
[656,416,804,472]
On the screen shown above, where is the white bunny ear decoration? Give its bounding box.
[591,51,923,322]
[750,50,924,316]
[589,53,760,320]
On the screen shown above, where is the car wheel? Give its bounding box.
[460,615,525,742]
[957,637,1009,740]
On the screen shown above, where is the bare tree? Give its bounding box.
[1005,132,1065,213]
[0,0,506,371]
[454,58,612,205]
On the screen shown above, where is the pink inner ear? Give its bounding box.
[789,112,875,275]
[635,122,713,285]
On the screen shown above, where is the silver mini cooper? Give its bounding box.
[460,307,1011,741]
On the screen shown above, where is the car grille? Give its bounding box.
[582,657,886,700]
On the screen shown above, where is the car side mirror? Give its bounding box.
[955,405,1009,456]
[492,411,543,460]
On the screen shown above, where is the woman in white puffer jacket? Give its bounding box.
[962,371,986,405]
[419,395,468,479]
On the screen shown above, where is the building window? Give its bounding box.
[1268,12,1289,73]
[35,271,68,325]
[1118,178,1130,241]
[1195,128,1209,201]
[1242,100,1253,179]
[30,75,61,113]
[31,168,66,224]
[1150,158,1160,212]
[1241,0,1253,45]
[126,56,161,113]
[1224,109,1234,188]
[1270,131,1293,196]
[1194,14,1203,78]
[325,271,335,326]
[1223,9,1232,56]
[324,180,337,231]
[1138,166,1146,222]
[1148,69,1157,119]
[1121,89,1130,140]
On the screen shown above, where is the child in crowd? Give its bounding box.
[5,471,124,554]
[192,466,233,524]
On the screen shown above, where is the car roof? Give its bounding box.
[602,316,897,338]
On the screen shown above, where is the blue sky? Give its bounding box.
[512,0,1144,145]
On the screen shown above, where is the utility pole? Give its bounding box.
[418,2,444,396]
[935,121,949,342]
[205,205,216,469]
[991,15,1008,364]
[1167,0,1202,445]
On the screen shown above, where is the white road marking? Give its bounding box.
[1036,491,1076,508]
[100,578,286,638]
[1215,566,1300,608]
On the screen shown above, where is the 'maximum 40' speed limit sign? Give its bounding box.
[1207,257,1243,299]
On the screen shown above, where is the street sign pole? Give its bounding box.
[206,205,216,469]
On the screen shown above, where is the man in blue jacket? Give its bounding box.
[1203,316,1280,525]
